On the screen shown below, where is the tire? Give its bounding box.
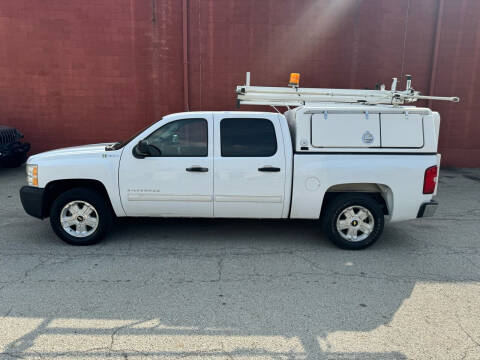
[49,187,113,246]
[322,194,384,250]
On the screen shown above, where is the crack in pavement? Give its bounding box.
[459,253,480,273]
[456,312,480,349]
[2,306,13,319]
[23,258,50,280]
[217,257,223,282]
[0,241,478,258]
[0,268,478,287]
[0,352,26,359]
[109,320,152,354]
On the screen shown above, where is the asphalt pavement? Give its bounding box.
[0,166,479,359]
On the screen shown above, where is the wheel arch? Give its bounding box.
[42,179,116,218]
[321,183,393,218]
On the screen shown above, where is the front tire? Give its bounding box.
[323,194,384,250]
[50,188,113,246]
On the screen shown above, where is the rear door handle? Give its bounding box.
[258,166,281,172]
[186,166,209,172]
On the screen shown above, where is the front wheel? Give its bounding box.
[50,188,113,245]
[323,194,384,250]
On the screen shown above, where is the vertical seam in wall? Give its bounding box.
[349,0,361,88]
[198,0,203,109]
[150,0,160,124]
[428,0,444,109]
[128,0,140,126]
[182,0,190,111]
[399,0,411,86]
[151,0,157,24]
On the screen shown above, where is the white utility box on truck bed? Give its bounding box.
[20,73,458,249]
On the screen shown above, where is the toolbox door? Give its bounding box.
[311,113,380,148]
[380,113,424,148]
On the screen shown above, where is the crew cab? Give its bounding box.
[20,105,441,249]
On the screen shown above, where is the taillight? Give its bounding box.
[423,166,438,194]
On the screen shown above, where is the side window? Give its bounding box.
[145,118,208,157]
[220,118,277,157]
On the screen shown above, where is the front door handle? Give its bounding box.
[186,166,209,172]
[258,166,281,172]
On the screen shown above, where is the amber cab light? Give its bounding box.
[289,73,300,87]
[423,166,438,194]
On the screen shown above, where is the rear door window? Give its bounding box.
[220,118,277,157]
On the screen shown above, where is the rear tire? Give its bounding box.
[322,194,384,250]
[49,187,113,246]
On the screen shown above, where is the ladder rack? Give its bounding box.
[236,72,460,107]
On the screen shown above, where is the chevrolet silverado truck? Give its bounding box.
[19,74,457,249]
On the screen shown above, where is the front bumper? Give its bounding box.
[417,200,438,218]
[20,186,45,219]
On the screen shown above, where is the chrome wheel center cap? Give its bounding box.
[60,200,99,238]
[336,206,375,242]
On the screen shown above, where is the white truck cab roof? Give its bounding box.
[163,111,277,119]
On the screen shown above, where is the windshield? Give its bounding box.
[105,120,160,151]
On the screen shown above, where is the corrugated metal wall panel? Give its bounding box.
[430,0,480,167]
[0,0,184,152]
[0,0,477,166]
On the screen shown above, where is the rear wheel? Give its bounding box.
[50,188,113,245]
[323,194,384,249]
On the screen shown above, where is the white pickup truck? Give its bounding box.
[19,75,458,249]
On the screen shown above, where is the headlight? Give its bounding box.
[26,164,38,187]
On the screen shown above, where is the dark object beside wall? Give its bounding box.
[0,125,30,168]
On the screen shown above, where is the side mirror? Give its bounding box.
[137,140,150,154]
[133,140,151,159]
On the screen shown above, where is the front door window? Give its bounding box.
[144,118,208,157]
